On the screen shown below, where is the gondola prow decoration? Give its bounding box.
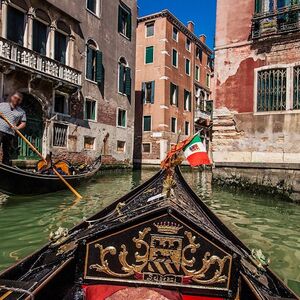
[0,112,83,200]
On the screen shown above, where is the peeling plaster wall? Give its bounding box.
[213,0,300,164]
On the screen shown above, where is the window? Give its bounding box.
[172,49,178,67]
[184,121,190,136]
[145,46,154,64]
[170,83,178,106]
[143,116,152,131]
[195,66,200,81]
[117,108,127,128]
[185,59,191,75]
[173,27,178,41]
[186,38,191,51]
[87,0,100,15]
[146,22,154,37]
[171,117,177,133]
[54,31,67,64]
[184,90,191,111]
[84,99,97,121]
[206,73,211,87]
[142,143,151,153]
[53,123,68,147]
[32,19,48,55]
[142,81,155,104]
[118,57,131,96]
[117,141,126,153]
[118,4,132,40]
[84,136,95,150]
[257,68,287,112]
[54,93,69,115]
[196,47,203,62]
[7,6,25,45]
[86,40,103,83]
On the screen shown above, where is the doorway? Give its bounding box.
[17,94,44,160]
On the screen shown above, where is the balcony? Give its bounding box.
[252,4,300,39]
[0,37,81,86]
[194,100,213,121]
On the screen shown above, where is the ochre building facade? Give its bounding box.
[134,10,213,165]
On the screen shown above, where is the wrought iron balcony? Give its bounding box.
[252,4,300,39]
[0,37,81,86]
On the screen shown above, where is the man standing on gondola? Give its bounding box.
[0,91,26,165]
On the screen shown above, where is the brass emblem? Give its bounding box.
[87,221,231,287]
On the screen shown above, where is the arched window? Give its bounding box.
[32,9,51,55]
[54,20,70,64]
[118,57,131,97]
[86,39,103,83]
[6,0,28,45]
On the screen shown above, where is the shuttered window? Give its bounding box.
[118,5,132,40]
[146,23,155,37]
[118,61,131,97]
[170,83,178,106]
[53,123,68,147]
[54,31,67,64]
[171,117,177,133]
[7,6,25,45]
[145,46,154,64]
[172,49,178,67]
[184,121,190,136]
[117,108,127,128]
[184,90,191,111]
[143,116,151,131]
[142,81,155,104]
[257,68,287,112]
[185,59,191,75]
[84,99,96,121]
[86,44,103,84]
[32,20,47,55]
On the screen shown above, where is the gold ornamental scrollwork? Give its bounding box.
[90,227,151,277]
[88,226,231,286]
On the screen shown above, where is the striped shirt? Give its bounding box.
[0,102,26,136]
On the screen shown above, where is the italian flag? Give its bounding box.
[183,135,211,167]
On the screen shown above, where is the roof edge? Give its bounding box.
[138,9,213,54]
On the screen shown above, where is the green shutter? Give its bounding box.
[255,0,262,13]
[119,64,125,93]
[86,47,93,80]
[125,67,131,96]
[127,12,132,40]
[145,46,154,64]
[151,81,155,104]
[96,50,103,84]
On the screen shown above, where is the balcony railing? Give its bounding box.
[252,4,300,39]
[0,37,81,86]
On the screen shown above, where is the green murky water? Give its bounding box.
[0,168,299,295]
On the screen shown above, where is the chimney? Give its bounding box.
[187,21,195,33]
[199,34,207,44]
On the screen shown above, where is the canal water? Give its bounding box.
[0,168,299,295]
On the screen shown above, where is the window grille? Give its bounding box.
[293,66,300,109]
[53,123,68,147]
[257,68,287,111]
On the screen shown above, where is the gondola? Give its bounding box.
[0,157,102,195]
[0,164,298,299]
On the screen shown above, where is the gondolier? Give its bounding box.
[0,91,26,165]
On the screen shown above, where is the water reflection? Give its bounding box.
[0,168,299,295]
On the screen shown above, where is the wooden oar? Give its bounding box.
[0,112,82,199]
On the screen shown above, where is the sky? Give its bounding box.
[137,0,217,49]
